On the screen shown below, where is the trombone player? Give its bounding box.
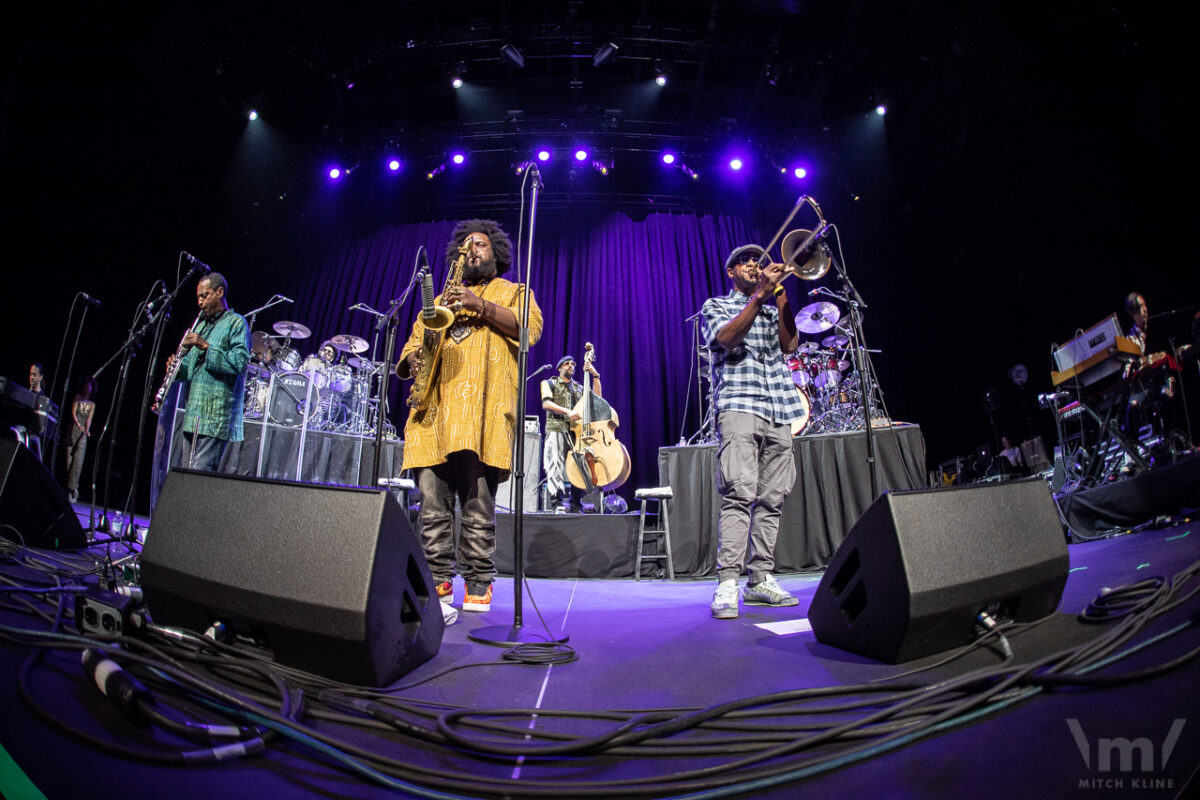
[396,220,543,615]
[701,243,806,619]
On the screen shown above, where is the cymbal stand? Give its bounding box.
[370,261,421,485]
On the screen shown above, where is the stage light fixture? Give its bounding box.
[452,76,463,89]
[661,152,676,165]
[451,152,466,165]
[537,150,551,162]
[328,167,342,180]
[875,104,887,116]
[793,167,807,179]
[248,110,258,121]
[500,43,525,69]
[729,158,744,171]
[574,149,589,162]
[388,159,401,172]
[592,41,619,67]
[653,60,671,87]
[655,74,667,87]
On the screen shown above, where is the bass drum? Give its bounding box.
[269,372,314,427]
[789,386,812,437]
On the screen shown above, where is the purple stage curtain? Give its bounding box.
[294,211,761,498]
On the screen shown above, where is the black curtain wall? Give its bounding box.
[293,210,762,497]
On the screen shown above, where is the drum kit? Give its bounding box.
[787,300,879,435]
[244,320,394,436]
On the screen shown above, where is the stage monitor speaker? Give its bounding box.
[141,469,444,686]
[0,438,87,550]
[808,479,1069,664]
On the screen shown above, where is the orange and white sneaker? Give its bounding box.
[462,582,492,612]
[436,581,454,605]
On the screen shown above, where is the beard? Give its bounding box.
[462,255,497,285]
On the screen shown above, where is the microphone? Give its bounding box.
[808,287,824,296]
[276,295,294,304]
[145,293,170,323]
[528,163,544,189]
[81,293,102,307]
[182,252,211,273]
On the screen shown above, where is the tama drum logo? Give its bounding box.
[1068,718,1185,790]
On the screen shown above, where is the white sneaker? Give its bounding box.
[743,575,799,607]
[710,579,739,619]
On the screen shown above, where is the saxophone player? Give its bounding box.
[163,273,251,472]
[396,220,543,614]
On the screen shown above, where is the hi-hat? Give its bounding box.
[821,333,851,348]
[331,333,369,353]
[795,301,841,334]
[797,341,820,355]
[273,320,311,339]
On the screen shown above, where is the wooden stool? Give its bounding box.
[634,486,674,581]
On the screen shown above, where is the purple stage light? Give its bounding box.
[661,152,676,165]
[452,77,463,89]
[574,149,588,162]
[537,150,551,162]
[655,74,668,87]
[793,167,807,179]
[729,158,744,171]
[248,110,258,121]
[388,159,401,172]
[875,104,887,116]
[328,167,342,180]
[451,153,465,165]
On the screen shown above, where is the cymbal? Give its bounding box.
[245,362,269,379]
[822,333,851,348]
[795,301,840,334]
[250,330,280,356]
[797,341,820,355]
[331,333,369,353]
[273,320,311,339]
[837,359,852,371]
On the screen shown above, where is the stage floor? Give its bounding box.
[2,507,1199,799]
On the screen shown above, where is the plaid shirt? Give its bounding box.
[175,308,251,441]
[701,290,806,425]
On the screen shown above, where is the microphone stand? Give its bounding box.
[471,168,568,647]
[116,266,208,542]
[830,251,880,499]
[370,268,421,486]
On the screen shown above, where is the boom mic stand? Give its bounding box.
[370,255,421,485]
[50,293,98,477]
[828,246,880,499]
[471,165,568,647]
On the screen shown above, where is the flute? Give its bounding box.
[151,312,202,414]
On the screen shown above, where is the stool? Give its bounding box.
[634,486,674,581]
[378,477,417,522]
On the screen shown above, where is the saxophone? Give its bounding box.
[400,242,466,412]
[151,312,203,414]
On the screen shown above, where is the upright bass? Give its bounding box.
[565,342,631,492]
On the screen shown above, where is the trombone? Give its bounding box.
[756,194,833,285]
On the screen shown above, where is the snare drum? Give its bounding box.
[300,355,330,389]
[275,346,302,372]
[328,364,353,393]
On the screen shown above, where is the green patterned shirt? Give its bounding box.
[175,308,251,441]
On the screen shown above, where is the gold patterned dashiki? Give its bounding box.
[399,277,542,477]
